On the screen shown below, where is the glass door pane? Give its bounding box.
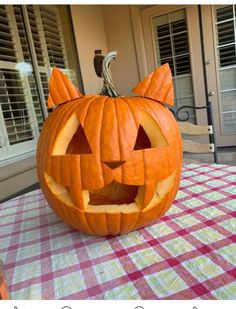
[214,5,236,134]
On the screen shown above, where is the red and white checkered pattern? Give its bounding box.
[0,163,236,300]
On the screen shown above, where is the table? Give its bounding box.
[0,163,236,300]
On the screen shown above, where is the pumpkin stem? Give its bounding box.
[102,51,119,98]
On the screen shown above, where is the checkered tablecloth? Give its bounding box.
[0,163,236,300]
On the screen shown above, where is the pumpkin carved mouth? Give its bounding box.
[44,170,176,213]
[88,180,140,205]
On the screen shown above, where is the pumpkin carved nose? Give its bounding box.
[103,161,125,170]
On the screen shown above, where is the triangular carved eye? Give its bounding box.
[133,111,169,150]
[66,125,92,154]
[133,125,152,150]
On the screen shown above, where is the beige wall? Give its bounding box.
[0,156,38,201]
[102,5,140,96]
[70,5,140,96]
[70,5,108,95]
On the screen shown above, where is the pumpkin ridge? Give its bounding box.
[44,99,89,185]
[99,96,109,187]
[81,96,107,188]
[40,100,80,178]
[49,99,84,151]
[114,98,125,183]
[75,96,98,126]
[116,97,139,184]
[121,97,146,210]
[113,98,121,160]
[46,103,77,183]
[145,100,182,174]
[114,98,136,148]
[85,212,98,235]
[141,98,172,177]
[138,97,177,180]
[120,212,140,233]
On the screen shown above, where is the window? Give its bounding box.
[152,9,195,122]
[215,5,236,134]
[0,5,82,162]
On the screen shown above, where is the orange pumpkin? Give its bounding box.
[37,62,182,236]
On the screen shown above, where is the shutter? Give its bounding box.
[0,5,17,62]
[13,5,44,131]
[0,5,39,161]
[0,69,34,145]
[26,5,46,67]
[216,6,236,67]
[152,9,195,122]
[156,18,190,75]
[215,5,236,134]
[40,72,49,103]
[40,6,67,69]
[0,4,79,162]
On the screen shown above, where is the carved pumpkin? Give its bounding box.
[37,56,182,236]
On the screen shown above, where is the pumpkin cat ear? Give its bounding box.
[132,63,174,106]
[47,67,82,108]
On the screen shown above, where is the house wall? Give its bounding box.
[102,5,140,95]
[0,155,38,201]
[70,5,141,96]
[70,5,108,95]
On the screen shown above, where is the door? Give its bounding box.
[202,5,236,147]
[139,4,236,147]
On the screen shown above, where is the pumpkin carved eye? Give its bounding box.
[52,113,92,155]
[133,125,152,150]
[66,124,92,154]
[133,111,169,150]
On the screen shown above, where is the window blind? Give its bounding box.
[0,69,34,145]
[156,18,190,75]
[14,5,44,131]
[216,6,236,67]
[40,6,67,69]
[215,5,236,134]
[0,5,17,62]
[0,4,81,162]
[152,9,195,122]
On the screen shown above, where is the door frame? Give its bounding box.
[201,5,236,147]
[130,5,209,127]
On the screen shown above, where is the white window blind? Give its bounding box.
[0,5,38,161]
[0,5,81,163]
[152,9,195,122]
[215,5,236,134]
[0,69,34,145]
[14,5,44,131]
[40,6,67,69]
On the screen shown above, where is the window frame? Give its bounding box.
[0,4,82,165]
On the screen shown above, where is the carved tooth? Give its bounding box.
[135,186,145,210]
[139,183,157,210]
[142,171,177,211]
[44,172,74,207]
[156,171,176,198]
[82,190,90,209]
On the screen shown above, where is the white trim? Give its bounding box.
[0,149,36,168]
[130,5,148,79]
